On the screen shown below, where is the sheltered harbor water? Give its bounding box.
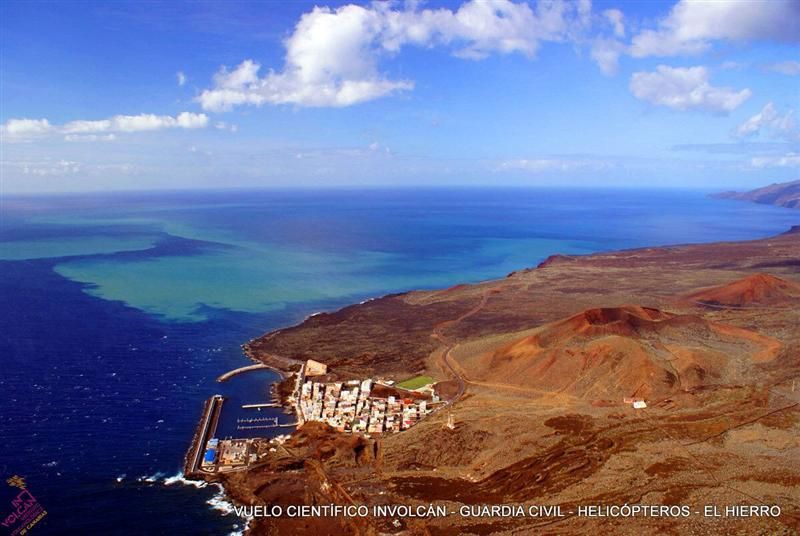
[215,368,295,440]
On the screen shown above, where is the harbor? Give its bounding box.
[213,367,294,440]
[236,416,297,430]
[186,360,442,479]
[185,366,297,476]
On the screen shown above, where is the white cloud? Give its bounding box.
[61,119,113,134]
[750,153,800,169]
[497,157,610,173]
[106,112,208,132]
[765,60,800,76]
[630,0,800,58]
[734,102,798,141]
[20,159,82,176]
[629,65,751,113]
[4,159,136,178]
[2,112,209,142]
[177,71,187,86]
[214,121,238,132]
[603,8,624,38]
[64,134,117,142]
[197,0,592,111]
[213,59,260,89]
[196,3,413,111]
[367,140,392,154]
[720,60,742,71]
[590,37,625,76]
[1,118,54,138]
[197,56,413,111]
[587,8,627,75]
[380,0,560,59]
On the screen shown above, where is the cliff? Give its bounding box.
[714,179,800,209]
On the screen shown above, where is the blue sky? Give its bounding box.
[1,0,798,193]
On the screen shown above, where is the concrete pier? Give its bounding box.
[216,363,270,382]
[185,394,224,476]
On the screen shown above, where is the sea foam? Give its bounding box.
[159,472,252,531]
[163,472,208,489]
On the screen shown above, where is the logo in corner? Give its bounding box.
[1,475,47,536]
[5,478,25,491]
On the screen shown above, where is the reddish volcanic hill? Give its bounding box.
[474,306,780,401]
[686,273,800,307]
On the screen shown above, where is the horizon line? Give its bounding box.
[2,183,736,198]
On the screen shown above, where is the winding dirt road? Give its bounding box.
[431,291,493,406]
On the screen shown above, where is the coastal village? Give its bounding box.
[296,374,439,434]
[188,359,441,475]
[294,358,441,434]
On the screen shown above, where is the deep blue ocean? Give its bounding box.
[1,188,797,534]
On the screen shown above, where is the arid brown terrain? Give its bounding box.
[233,227,800,535]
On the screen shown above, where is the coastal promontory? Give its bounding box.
[714,179,800,209]
[232,228,800,535]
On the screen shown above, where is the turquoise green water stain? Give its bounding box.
[53,236,594,322]
[54,243,401,322]
[0,236,158,260]
[41,212,415,321]
[10,189,800,325]
[23,207,598,322]
[19,197,593,323]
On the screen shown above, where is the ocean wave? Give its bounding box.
[227,514,252,535]
[144,471,250,530]
[206,485,236,515]
[205,482,253,533]
[228,521,249,536]
[162,472,208,489]
[138,471,166,483]
[159,474,248,522]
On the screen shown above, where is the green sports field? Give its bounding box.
[396,375,435,390]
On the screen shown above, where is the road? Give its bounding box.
[432,290,560,401]
[431,291,492,407]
